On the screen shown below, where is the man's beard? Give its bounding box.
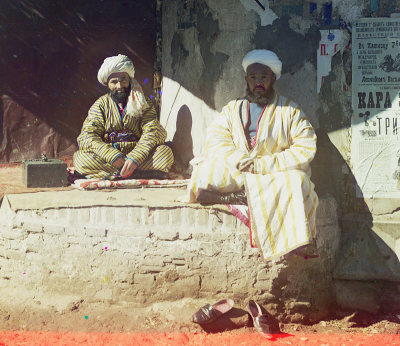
[246,86,274,106]
[110,84,131,105]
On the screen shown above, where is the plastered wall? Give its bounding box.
[160,0,400,288]
[160,0,372,168]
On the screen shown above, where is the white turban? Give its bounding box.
[97,54,135,86]
[242,49,282,80]
[97,54,149,118]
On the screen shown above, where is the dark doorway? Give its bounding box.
[0,0,157,162]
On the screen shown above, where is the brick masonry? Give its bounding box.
[0,195,340,322]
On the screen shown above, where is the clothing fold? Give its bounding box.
[188,94,318,260]
[74,94,172,179]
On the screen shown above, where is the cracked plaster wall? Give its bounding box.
[311,1,400,285]
[160,0,371,167]
[161,0,400,288]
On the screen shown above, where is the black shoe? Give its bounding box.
[196,189,247,205]
[246,300,280,339]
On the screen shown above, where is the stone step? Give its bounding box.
[0,190,340,323]
[334,215,400,282]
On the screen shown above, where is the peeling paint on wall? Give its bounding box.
[276,62,320,128]
[288,15,317,36]
[253,17,320,75]
[332,0,367,24]
[196,0,230,109]
[161,0,400,292]
[168,0,229,109]
[239,0,278,26]
[317,29,349,93]
[171,32,189,75]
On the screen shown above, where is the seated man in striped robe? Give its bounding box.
[188,50,319,261]
[74,54,173,180]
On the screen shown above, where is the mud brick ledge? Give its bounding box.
[0,189,340,322]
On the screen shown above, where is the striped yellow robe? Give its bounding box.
[74,94,173,179]
[188,92,318,261]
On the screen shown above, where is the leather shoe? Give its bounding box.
[247,300,273,338]
[192,299,234,325]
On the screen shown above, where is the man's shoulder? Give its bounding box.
[276,93,300,111]
[91,94,110,108]
[230,98,246,104]
[222,98,244,111]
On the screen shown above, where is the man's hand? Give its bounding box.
[112,156,126,169]
[242,163,255,173]
[120,159,138,177]
[238,159,255,173]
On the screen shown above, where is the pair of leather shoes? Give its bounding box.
[192,299,275,338]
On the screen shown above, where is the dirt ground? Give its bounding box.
[0,163,399,344]
[0,293,399,345]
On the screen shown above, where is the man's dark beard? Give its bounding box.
[246,86,274,106]
[110,84,131,105]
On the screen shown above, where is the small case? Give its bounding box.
[22,154,67,188]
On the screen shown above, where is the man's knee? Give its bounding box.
[73,151,84,171]
[73,150,109,175]
[155,145,173,161]
[156,144,172,155]
[285,169,313,193]
[153,145,174,171]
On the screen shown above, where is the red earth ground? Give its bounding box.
[0,330,399,345]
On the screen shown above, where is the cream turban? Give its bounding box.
[97,54,135,86]
[242,49,282,80]
[97,54,149,118]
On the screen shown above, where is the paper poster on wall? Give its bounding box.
[317,29,345,93]
[351,18,400,198]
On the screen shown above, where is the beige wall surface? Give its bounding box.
[160,0,400,291]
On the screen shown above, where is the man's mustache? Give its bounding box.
[110,83,131,103]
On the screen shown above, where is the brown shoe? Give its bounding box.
[247,300,273,339]
[192,299,234,325]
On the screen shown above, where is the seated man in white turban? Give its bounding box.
[188,49,318,261]
[74,54,173,179]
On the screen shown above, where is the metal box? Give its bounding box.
[22,155,68,188]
